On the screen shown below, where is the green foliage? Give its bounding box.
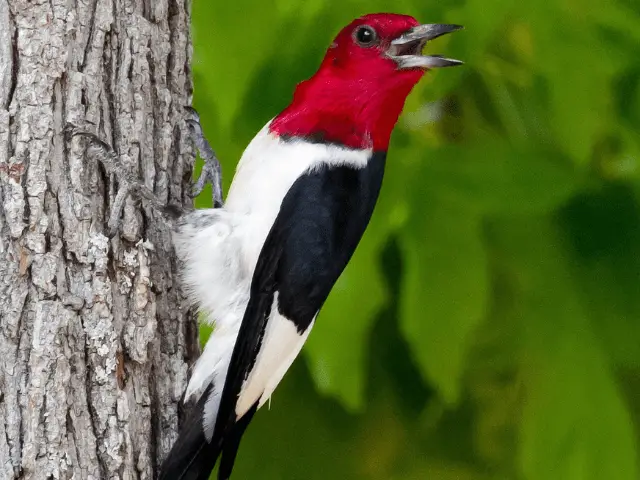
[399,194,488,404]
[191,0,640,478]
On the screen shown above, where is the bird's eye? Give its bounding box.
[354,25,378,47]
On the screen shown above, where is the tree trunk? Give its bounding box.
[0,0,198,478]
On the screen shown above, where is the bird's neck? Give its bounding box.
[270,72,418,151]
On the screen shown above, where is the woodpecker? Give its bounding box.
[160,13,463,480]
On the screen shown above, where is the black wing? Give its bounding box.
[216,152,386,476]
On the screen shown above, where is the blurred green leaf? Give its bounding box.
[421,143,580,215]
[521,335,639,480]
[399,196,488,404]
[192,1,283,132]
[560,185,640,367]
[526,3,622,164]
[490,219,639,480]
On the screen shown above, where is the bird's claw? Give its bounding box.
[65,123,174,237]
[185,107,224,208]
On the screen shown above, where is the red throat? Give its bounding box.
[270,70,422,151]
[270,14,425,151]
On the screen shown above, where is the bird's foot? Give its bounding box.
[64,124,184,237]
[185,107,224,208]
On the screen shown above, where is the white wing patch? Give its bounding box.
[235,293,315,418]
[258,318,314,410]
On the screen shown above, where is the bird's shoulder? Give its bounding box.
[238,121,375,171]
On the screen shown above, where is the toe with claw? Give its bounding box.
[185,107,224,208]
[64,124,184,236]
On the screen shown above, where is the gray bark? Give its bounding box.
[0,0,199,478]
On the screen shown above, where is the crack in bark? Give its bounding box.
[81,0,100,73]
[6,15,18,111]
[148,362,159,470]
[80,311,108,480]
[102,29,116,149]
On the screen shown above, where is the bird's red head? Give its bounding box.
[270,13,463,151]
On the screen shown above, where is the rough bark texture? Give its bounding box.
[0,0,199,478]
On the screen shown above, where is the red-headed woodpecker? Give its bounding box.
[161,13,462,480]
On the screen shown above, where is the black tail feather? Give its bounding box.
[160,385,258,480]
[218,403,258,480]
[160,385,222,480]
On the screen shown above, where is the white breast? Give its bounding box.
[224,122,370,275]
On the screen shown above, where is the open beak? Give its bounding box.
[387,24,464,69]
